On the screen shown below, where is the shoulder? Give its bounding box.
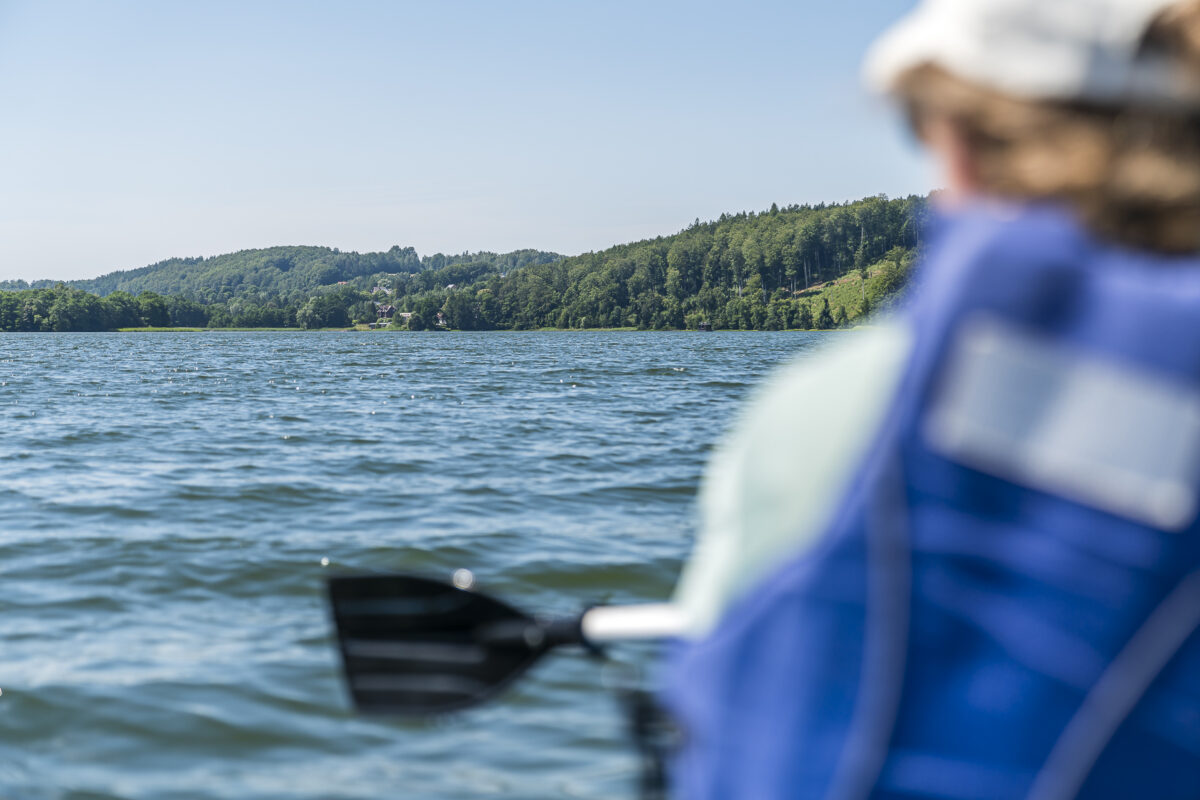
[737,320,916,438]
[674,320,915,637]
[716,319,917,535]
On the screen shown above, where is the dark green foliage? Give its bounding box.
[102,291,142,328]
[391,193,927,331]
[136,292,170,328]
[0,285,143,331]
[348,301,377,325]
[0,194,925,333]
[49,287,105,331]
[411,296,442,327]
[165,298,208,328]
[296,286,370,329]
[62,246,561,304]
[796,301,815,330]
[817,298,835,330]
[876,246,910,297]
[442,291,483,330]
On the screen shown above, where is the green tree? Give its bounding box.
[165,296,210,327]
[48,287,104,331]
[101,291,141,329]
[442,291,480,330]
[817,297,834,330]
[795,300,814,330]
[349,300,376,325]
[764,300,787,330]
[295,299,322,329]
[136,292,170,327]
[876,245,910,296]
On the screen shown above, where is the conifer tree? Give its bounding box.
[817,297,835,329]
[796,301,814,330]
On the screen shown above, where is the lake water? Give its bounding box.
[0,331,824,800]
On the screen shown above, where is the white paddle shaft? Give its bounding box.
[579,603,686,643]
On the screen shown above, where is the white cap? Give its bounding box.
[864,0,1200,109]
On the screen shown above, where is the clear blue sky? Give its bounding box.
[0,0,930,282]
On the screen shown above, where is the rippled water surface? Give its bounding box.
[0,331,824,800]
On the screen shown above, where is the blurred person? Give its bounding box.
[660,1,1200,798]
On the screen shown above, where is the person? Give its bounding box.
[659,1,1200,798]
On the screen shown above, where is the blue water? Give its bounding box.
[0,331,823,799]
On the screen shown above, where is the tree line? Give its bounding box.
[0,194,927,332]
[0,287,208,332]
[390,194,927,330]
[0,247,562,304]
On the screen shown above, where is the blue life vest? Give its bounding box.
[661,206,1200,800]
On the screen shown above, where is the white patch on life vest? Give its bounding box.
[924,315,1200,531]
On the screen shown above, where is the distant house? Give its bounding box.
[337,281,349,286]
[445,284,456,290]
[377,305,396,319]
[397,312,413,321]
[435,312,448,328]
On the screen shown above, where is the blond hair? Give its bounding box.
[896,1,1200,254]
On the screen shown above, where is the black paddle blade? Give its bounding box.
[327,573,558,715]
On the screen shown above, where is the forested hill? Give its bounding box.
[0,194,929,331]
[397,193,929,330]
[0,246,562,302]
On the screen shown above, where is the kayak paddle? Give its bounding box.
[327,570,684,715]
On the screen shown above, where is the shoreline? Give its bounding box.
[106,326,857,334]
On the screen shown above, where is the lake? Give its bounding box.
[0,331,824,800]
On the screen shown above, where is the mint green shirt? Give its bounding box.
[673,322,915,638]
